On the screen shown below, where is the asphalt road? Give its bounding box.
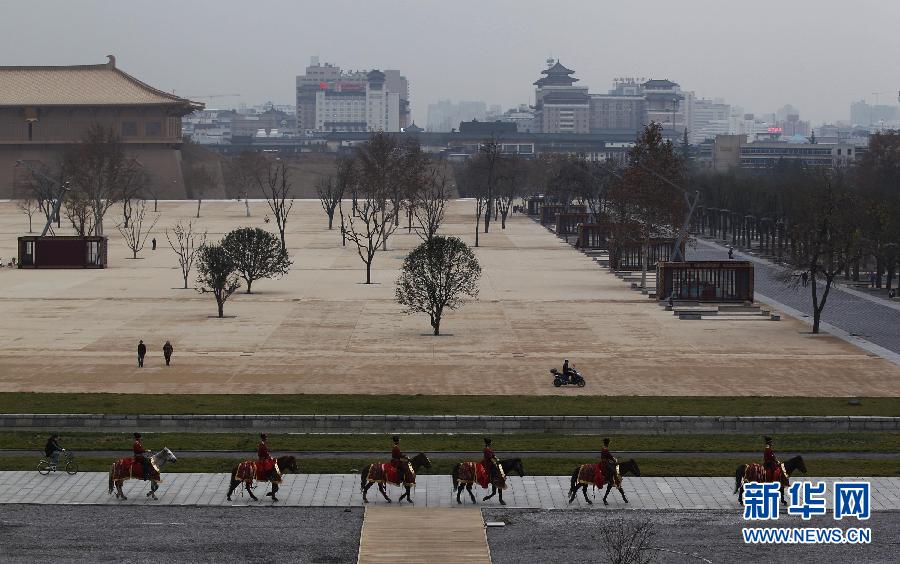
[483,508,900,564]
[0,505,363,564]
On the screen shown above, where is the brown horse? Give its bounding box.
[567,459,640,505]
[226,455,299,502]
[360,452,431,503]
[452,458,524,505]
[735,455,806,505]
[108,447,178,501]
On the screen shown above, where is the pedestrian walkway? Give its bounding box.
[358,507,490,564]
[1,472,897,511]
[691,240,900,364]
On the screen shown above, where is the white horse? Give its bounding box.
[108,447,178,500]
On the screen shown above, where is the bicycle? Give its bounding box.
[37,450,78,476]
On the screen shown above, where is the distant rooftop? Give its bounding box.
[0,56,201,109]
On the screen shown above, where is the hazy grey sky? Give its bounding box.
[2,0,898,124]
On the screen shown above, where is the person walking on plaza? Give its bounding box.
[151,237,157,251]
[137,340,147,367]
[728,246,734,259]
[163,341,173,366]
[44,434,64,469]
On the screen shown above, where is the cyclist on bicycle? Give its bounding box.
[44,434,64,469]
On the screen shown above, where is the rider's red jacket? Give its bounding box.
[257,441,271,460]
[133,439,147,460]
[391,445,404,467]
[764,445,777,465]
[482,447,495,465]
[600,447,616,465]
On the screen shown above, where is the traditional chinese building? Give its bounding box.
[533,60,590,134]
[0,55,202,198]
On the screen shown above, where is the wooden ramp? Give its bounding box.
[357,507,491,563]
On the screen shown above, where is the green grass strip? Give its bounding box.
[0,393,896,416]
[3,431,899,454]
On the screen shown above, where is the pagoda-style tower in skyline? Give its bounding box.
[533,59,590,134]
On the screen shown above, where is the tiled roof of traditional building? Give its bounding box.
[0,56,201,109]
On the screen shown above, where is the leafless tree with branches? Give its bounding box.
[253,157,294,253]
[410,168,450,242]
[117,200,159,259]
[167,219,208,289]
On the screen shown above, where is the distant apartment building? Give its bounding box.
[710,134,859,170]
[588,94,646,132]
[690,98,731,143]
[296,57,408,133]
[498,104,537,133]
[850,99,900,127]
[533,60,590,134]
[426,100,487,132]
[643,79,686,138]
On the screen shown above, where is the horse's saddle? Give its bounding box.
[237,459,281,483]
[456,461,493,489]
[368,462,414,486]
[111,457,160,482]
[577,463,605,488]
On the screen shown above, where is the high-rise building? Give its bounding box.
[533,60,590,134]
[296,58,408,133]
[690,98,731,143]
[643,79,685,139]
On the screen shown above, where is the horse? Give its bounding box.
[567,459,641,505]
[360,452,431,504]
[108,447,177,501]
[226,455,298,502]
[734,455,806,506]
[452,458,525,505]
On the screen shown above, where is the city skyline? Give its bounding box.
[1,0,898,126]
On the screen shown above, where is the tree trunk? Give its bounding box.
[640,239,648,292]
[217,299,224,318]
[245,198,250,217]
[475,218,480,248]
[246,279,253,294]
[196,199,202,218]
[183,274,189,290]
[327,213,334,230]
[153,198,158,212]
[365,259,372,284]
[28,214,33,233]
[501,211,507,229]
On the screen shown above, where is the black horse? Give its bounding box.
[452,458,525,505]
[226,455,299,502]
[735,455,806,505]
[568,459,641,505]
[360,452,431,504]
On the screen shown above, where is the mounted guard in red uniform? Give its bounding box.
[132,433,153,480]
[390,436,408,484]
[762,436,784,482]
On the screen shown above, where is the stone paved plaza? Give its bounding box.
[1,200,898,397]
[1,471,898,510]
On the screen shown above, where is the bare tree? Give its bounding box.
[225,151,264,218]
[117,200,159,259]
[396,236,481,335]
[13,181,40,233]
[119,164,148,229]
[64,187,94,236]
[167,220,207,289]
[63,125,135,236]
[316,175,344,230]
[410,168,449,242]
[600,518,657,564]
[16,161,63,234]
[781,171,863,333]
[185,164,215,218]
[341,190,393,284]
[253,158,294,253]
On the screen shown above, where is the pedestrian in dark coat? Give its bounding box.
[151,238,157,250]
[163,341,173,366]
[137,340,147,367]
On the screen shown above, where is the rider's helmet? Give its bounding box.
[484,437,492,446]
[133,433,141,439]
[603,437,610,446]
[764,436,773,445]
[260,433,268,441]
[392,436,400,444]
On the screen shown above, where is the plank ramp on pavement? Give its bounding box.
[358,507,490,564]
